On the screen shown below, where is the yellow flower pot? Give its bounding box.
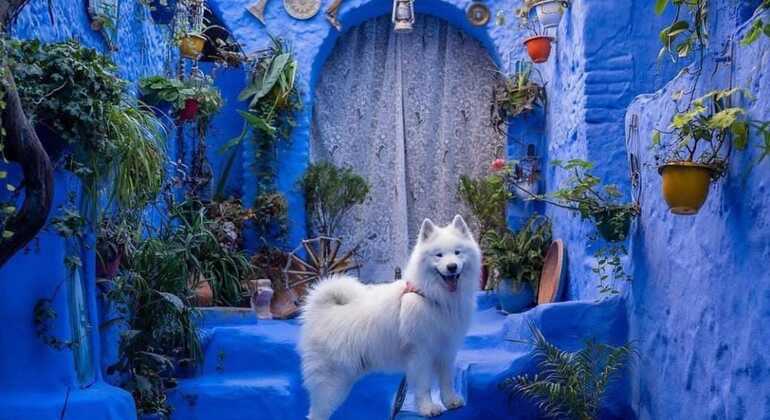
[179,34,206,59]
[658,161,716,215]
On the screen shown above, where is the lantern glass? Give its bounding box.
[392,0,414,33]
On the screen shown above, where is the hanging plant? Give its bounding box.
[652,88,770,215]
[8,39,166,213]
[139,74,223,125]
[493,64,546,133]
[655,0,708,63]
[742,0,770,46]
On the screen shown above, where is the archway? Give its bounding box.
[311,14,503,281]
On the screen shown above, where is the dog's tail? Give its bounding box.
[301,274,363,318]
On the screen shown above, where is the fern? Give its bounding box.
[501,322,634,420]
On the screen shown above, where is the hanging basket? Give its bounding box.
[523,35,553,63]
[179,34,206,59]
[658,161,716,215]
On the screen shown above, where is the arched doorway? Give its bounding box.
[311,14,503,281]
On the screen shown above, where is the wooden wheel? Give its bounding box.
[283,236,361,290]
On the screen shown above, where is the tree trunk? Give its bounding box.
[0,0,55,268]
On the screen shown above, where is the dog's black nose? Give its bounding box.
[447,263,458,273]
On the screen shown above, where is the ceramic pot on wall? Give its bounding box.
[658,161,715,215]
[178,98,200,122]
[523,36,553,63]
[179,34,206,59]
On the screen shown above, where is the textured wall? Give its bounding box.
[625,4,770,419]
[1,1,175,418]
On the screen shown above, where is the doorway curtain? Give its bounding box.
[310,14,504,281]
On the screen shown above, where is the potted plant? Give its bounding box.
[493,64,546,132]
[179,32,207,59]
[543,159,639,242]
[299,161,370,238]
[139,75,223,124]
[482,216,551,313]
[653,88,769,215]
[96,214,138,279]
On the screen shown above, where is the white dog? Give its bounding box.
[299,215,481,420]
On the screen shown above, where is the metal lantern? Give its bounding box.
[392,0,415,33]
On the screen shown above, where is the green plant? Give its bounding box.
[482,215,552,291]
[139,75,223,124]
[655,0,708,62]
[107,101,167,209]
[652,88,770,177]
[299,161,369,237]
[457,172,511,234]
[493,66,545,133]
[34,298,79,351]
[741,0,770,46]
[96,212,140,270]
[501,323,634,420]
[253,191,289,243]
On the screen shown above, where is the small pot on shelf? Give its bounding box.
[496,279,535,314]
[523,35,553,63]
[179,33,206,59]
[658,161,716,215]
[178,98,200,122]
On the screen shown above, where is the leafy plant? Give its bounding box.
[493,66,545,133]
[299,161,370,238]
[457,172,511,234]
[139,75,223,124]
[482,215,552,291]
[652,88,770,178]
[34,298,79,351]
[501,323,634,420]
[741,0,770,46]
[96,212,140,272]
[655,0,708,62]
[253,191,289,243]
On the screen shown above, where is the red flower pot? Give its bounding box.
[523,36,553,64]
[96,248,123,280]
[178,98,200,122]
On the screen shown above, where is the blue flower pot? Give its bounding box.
[496,280,535,314]
[148,0,177,24]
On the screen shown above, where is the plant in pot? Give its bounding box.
[139,74,223,125]
[652,88,770,215]
[457,168,512,289]
[493,63,546,133]
[96,213,139,279]
[482,215,552,314]
[299,161,370,238]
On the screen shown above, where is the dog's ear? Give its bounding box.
[451,215,471,238]
[418,218,437,243]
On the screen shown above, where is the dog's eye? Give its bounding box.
[454,250,460,255]
[435,253,443,258]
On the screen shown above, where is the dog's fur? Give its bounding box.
[299,215,481,420]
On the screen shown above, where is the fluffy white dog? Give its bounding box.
[299,215,481,420]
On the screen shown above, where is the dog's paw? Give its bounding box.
[417,401,444,417]
[442,393,465,410]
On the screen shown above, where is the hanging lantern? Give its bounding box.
[529,0,568,38]
[392,0,415,33]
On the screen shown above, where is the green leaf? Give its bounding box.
[652,131,661,146]
[741,19,763,46]
[707,108,743,129]
[731,121,749,150]
[655,0,669,15]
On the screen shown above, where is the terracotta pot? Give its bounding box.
[270,287,301,320]
[658,161,715,215]
[193,277,213,307]
[537,239,566,305]
[178,98,199,122]
[523,36,553,63]
[179,34,206,59]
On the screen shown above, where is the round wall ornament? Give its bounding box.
[284,0,320,20]
[466,2,491,26]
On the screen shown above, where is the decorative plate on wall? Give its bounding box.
[466,2,491,26]
[284,0,320,20]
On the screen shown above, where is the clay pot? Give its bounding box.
[537,239,565,305]
[192,276,213,307]
[178,98,199,122]
[658,161,716,215]
[179,34,206,59]
[523,36,553,63]
[96,247,123,280]
[270,287,301,320]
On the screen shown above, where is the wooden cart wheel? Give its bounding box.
[283,236,361,291]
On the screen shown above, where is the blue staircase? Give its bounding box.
[167,295,630,420]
